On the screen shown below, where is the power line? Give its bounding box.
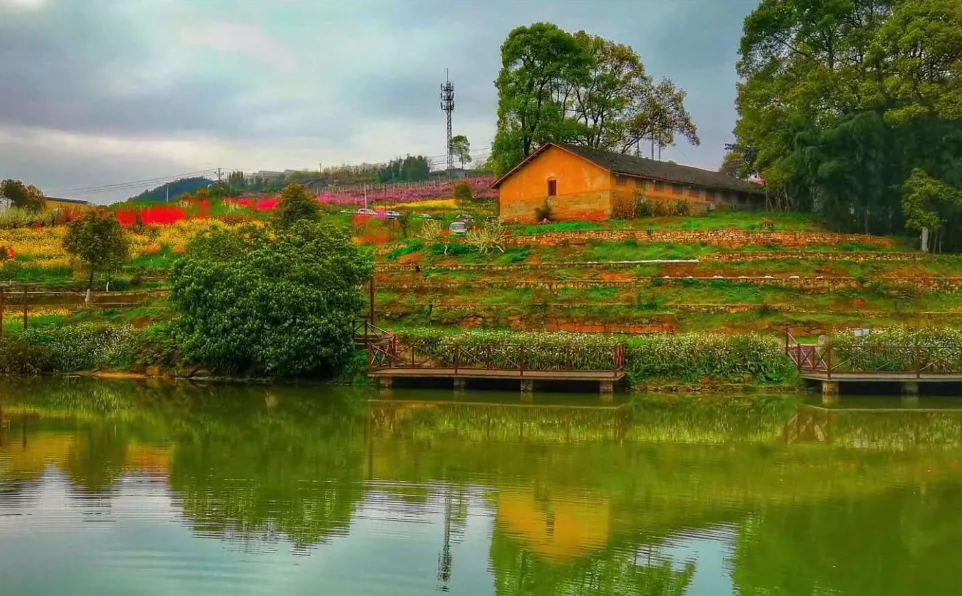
[50,169,222,196]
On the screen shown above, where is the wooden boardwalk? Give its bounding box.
[367,336,627,393]
[801,373,962,383]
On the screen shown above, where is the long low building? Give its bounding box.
[492,142,765,223]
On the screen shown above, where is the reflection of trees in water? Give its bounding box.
[731,483,962,596]
[8,381,962,591]
[164,392,370,551]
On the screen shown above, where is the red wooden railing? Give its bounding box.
[369,339,627,378]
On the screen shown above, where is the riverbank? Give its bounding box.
[0,322,801,392]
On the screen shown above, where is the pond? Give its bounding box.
[1,379,961,595]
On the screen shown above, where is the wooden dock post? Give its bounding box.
[821,381,839,405]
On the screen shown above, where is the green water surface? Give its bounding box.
[1,379,961,595]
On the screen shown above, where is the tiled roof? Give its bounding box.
[493,142,764,195]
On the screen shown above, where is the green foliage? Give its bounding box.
[626,333,795,384]
[0,207,66,229]
[733,0,962,243]
[378,155,431,184]
[126,176,215,203]
[492,23,698,175]
[902,169,962,251]
[449,135,471,168]
[0,335,50,375]
[398,328,623,371]
[168,221,373,377]
[62,209,130,289]
[274,183,320,228]
[675,200,690,216]
[493,23,591,175]
[1,179,46,212]
[386,239,424,261]
[832,327,962,373]
[453,180,473,207]
[395,329,794,385]
[23,324,140,372]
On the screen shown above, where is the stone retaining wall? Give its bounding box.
[508,230,893,249]
[378,276,962,293]
[375,251,943,273]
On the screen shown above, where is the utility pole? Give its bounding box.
[165,183,169,204]
[216,168,223,183]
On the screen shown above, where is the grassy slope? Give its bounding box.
[2,208,959,338]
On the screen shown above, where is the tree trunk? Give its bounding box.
[86,268,94,305]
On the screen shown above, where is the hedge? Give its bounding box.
[397,328,795,385]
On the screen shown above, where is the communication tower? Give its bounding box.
[440,69,455,170]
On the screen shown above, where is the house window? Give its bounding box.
[705,189,715,200]
[616,175,628,186]
[672,184,683,196]
[688,187,701,198]
[547,178,557,197]
[654,181,665,192]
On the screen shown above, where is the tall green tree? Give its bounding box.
[1,179,46,212]
[274,183,320,228]
[732,0,962,246]
[566,33,699,155]
[492,23,591,176]
[449,135,471,168]
[491,24,699,176]
[63,209,130,296]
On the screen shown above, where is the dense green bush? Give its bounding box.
[23,324,140,372]
[831,327,962,373]
[168,220,373,377]
[0,335,50,375]
[398,329,622,371]
[626,333,794,384]
[395,329,794,385]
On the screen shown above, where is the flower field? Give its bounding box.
[317,177,496,206]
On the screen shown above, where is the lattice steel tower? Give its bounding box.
[440,69,455,170]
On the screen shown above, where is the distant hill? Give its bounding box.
[127,177,215,203]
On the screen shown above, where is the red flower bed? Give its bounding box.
[140,206,187,225]
[115,210,139,228]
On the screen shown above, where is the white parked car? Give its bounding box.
[385,210,402,220]
[449,221,468,235]
[356,208,377,216]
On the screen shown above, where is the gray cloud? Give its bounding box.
[0,0,760,199]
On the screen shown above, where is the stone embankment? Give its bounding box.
[378,276,962,293]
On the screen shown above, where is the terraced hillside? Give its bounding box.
[2,206,957,339]
[373,212,960,336]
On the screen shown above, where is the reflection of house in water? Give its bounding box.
[495,487,611,565]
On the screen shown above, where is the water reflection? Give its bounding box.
[1,380,962,595]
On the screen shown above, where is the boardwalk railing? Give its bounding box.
[353,318,393,347]
[369,339,627,378]
[785,330,962,378]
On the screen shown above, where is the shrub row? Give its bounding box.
[831,327,962,373]
[396,328,795,385]
[626,333,794,384]
[0,324,143,375]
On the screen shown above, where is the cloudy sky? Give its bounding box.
[0,0,757,202]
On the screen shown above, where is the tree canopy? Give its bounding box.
[274,183,320,228]
[491,23,699,176]
[62,209,130,290]
[1,179,46,212]
[731,0,962,248]
[449,135,471,168]
[168,221,373,377]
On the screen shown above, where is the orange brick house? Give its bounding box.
[491,142,765,223]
